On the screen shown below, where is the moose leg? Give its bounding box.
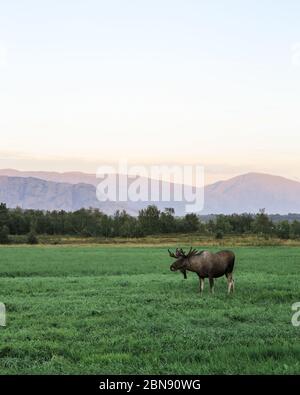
[199,277,205,295]
[180,269,187,279]
[227,273,234,294]
[230,277,235,293]
[209,278,215,294]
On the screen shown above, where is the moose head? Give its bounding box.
[168,247,199,272]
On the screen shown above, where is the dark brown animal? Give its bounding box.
[168,247,235,295]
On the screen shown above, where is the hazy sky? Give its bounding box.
[0,0,300,184]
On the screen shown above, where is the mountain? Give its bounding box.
[0,171,300,215]
[204,172,300,214]
[0,175,192,215]
[0,169,100,186]
[0,170,197,215]
[0,176,126,214]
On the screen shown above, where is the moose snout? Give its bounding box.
[170,265,176,272]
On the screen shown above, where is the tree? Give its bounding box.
[8,207,29,235]
[159,208,176,233]
[215,215,233,234]
[138,205,161,235]
[215,231,224,240]
[228,213,254,234]
[291,221,300,239]
[0,203,9,229]
[27,231,39,245]
[252,209,274,238]
[181,213,200,233]
[0,225,10,244]
[276,221,290,240]
[113,210,140,237]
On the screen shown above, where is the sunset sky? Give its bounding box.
[0,0,300,185]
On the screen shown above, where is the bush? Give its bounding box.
[27,231,39,245]
[215,231,224,240]
[276,221,290,240]
[0,225,10,244]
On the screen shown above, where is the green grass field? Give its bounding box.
[0,245,299,375]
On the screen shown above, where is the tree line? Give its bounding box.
[0,203,300,244]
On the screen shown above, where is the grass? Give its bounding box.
[0,245,299,375]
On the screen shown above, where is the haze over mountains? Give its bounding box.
[0,169,100,187]
[0,169,299,215]
[204,173,300,214]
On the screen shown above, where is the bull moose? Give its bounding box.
[168,247,235,295]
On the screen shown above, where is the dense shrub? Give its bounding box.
[27,231,39,245]
[0,225,10,244]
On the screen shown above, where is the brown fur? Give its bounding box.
[169,249,235,295]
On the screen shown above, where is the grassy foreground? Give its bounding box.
[0,245,299,374]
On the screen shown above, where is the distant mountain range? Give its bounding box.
[204,172,300,214]
[0,176,127,215]
[0,169,300,215]
[0,169,100,186]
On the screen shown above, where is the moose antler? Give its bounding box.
[168,248,182,258]
[168,247,199,259]
[187,248,199,258]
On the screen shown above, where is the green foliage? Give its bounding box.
[276,221,290,240]
[215,231,224,240]
[0,202,300,240]
[252,209,274,237]
[138,205,161,235]
[290,220,300,239]
[0,202,8,221]
[0,225,10,244]
[159,208,176,233]
[27,231,39,245]
[215,215,233,234]
[181,213,200,232]
[0,246,299,374]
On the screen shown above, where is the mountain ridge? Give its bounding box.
[0,170,300,215]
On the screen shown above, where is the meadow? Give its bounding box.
[0,244,299,375]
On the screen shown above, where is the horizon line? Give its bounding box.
[0,168,299,188]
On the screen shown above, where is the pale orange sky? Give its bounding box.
[0,149,299,186]
[1,1,300,185]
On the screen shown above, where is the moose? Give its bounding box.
[168,247,235,295]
